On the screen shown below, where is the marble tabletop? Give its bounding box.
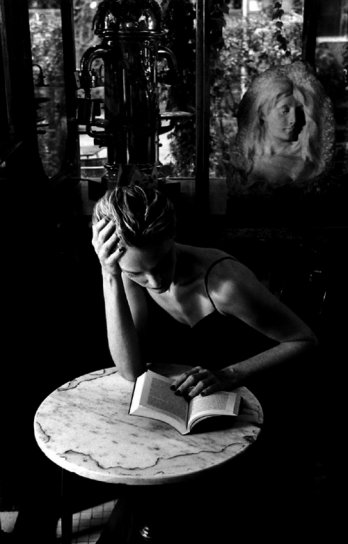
[34,364,263,486]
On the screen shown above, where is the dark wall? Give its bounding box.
[0,0,110,512]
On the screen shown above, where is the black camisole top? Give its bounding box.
[144,257,276,369]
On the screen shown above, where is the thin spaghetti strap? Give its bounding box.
[204,256,237,309]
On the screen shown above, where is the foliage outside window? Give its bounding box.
[74,0,100,64]
[160,0,196,177]
[29,1,67,179]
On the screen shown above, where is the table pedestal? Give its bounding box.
[95,462,250,544]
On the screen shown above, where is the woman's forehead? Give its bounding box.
[119,239,174,272]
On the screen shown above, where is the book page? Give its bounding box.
[188,391,240,429]
[142,372,188,425]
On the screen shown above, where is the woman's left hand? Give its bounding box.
[170,366,224,398]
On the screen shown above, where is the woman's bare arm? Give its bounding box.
[212,259,318,388]
[173,259,318,397]
[92,218,146,381]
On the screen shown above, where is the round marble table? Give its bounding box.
[34,364,263,486]
[34,364,263,543]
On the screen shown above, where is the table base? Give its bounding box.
[96,487,177,544]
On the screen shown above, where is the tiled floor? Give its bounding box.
[0,499,117,544]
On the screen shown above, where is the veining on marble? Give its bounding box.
[34,365,263,485]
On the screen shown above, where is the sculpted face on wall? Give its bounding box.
[227,61,335,196]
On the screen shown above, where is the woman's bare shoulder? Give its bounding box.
[177,243,248,284]
[202,253,263,305]
[206,255,256,284]
[176,243,237,266]
[174,243,240,287]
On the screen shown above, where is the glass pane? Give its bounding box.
[0,13,11,156]
[210,0,304,178]
[73,0,196,191]
[315,0,348,179]
[157,0,196,178]
[29,0,68,179]
[74,0,107,190]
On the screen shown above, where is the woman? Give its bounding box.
[92,183,317,398]
[92,183,318,541]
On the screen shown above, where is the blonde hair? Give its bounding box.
[92,185,176,246]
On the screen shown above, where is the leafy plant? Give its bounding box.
[74,0,100,65]
[160,0,197,176]
[29,4,67,178]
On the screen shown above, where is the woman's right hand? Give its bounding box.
[91,218,125,277]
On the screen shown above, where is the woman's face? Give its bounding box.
[119,239,176,293]
[263,93,304,143]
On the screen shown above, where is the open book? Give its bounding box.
[129,369,241,435]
